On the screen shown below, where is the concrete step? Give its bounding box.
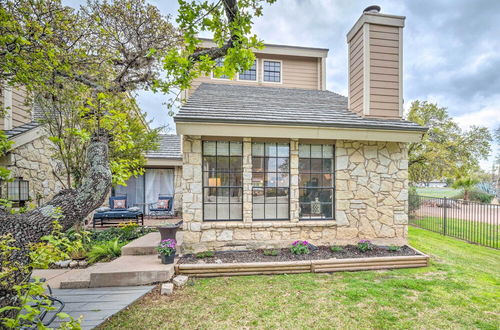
[59,264,105,289]
[89,255,174,288]
[121,232,161,256]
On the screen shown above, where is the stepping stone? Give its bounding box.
[173,275,188,287]
[161,283,174,295]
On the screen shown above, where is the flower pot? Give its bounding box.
[160,252,176,264]
[156,221,183,241]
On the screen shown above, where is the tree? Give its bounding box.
[406,101,492,183]
[452,175,479,201]
[0,0,275,317]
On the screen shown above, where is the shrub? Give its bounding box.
[263,249,279,256]
[388,245,401,252]
[290,240,310,255]
[195,251,215,258]
[357,240,373,253]
[467,189,494,204]
[157,239,176,256]
[87,239,124,263]
[330,246,343,253]
[408,186,421,214]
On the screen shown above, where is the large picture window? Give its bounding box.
[252,142,289,220]
[263,60,281,83]
[238,60,257,81]
[203,141,243,221]
[299,144,335,220]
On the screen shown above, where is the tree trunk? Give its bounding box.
[0,133,112,318]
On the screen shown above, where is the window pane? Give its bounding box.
[230,142,242,156]
[299,173,311,187]
[276,158,289,172]
[321,203,333,218]
[265,188,277,203]
[266,158,277,172]
[266,173,277,187]
[252,157,264,172]
[217,156,229,171]
[253,187,264,203]
[322,173,333,187]
[299,159,310,173]
[205,174,221,187]
[217,204,229,219]
[277,204,288,219]
[239,60,257,81]
[229,157,242,171]
[265,203,277,219]
[311,159,322,172]
[217,188,229,203]
[229,188,242,203]
[252,143,264,156]
[204,204,217,220]
[203,141,216,155]
[252,172,264,187]
[277,173,289,187]
[253,204,264,219]
[322,159,333,173]
[203,156,217,172]
[230,173,242,187]
[309,173,321,187]
[323,145,334,158]
[299,144,310,158]
[277,143,289,157]
[265,143,277,157]
[230,204,242,220]
[311,145,322,158]
[204,188,217,203]
[217,141,229,156]
[299,203,311,219]
[319,189,333,202]
[299,188,312,203]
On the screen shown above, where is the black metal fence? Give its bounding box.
[409,194,499,249]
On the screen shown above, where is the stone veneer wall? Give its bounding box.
[173,165,183,213]
[5,136,63,205]
[181,135,408,253]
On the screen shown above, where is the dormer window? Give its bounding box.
[238,60,257,81]
[263,60,282,83]
[212,58,230,80]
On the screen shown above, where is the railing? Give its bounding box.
[409,195,499,249]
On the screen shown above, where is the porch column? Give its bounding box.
[242,137,253,222]
[182,135,203,225]
[290,138,299,222]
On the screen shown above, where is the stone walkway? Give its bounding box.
[47,286,155,329]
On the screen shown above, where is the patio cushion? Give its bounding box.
[113,199,126,209]
[96,206,110,212]
[157,199,169,209]
[127,206,140,212]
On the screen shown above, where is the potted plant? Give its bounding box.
[157,239,176,264]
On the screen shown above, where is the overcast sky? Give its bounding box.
[63,0,500,170]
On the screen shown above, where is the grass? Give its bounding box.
[100,227,500,329]
[411,216,499,249]
[415,187,460,198]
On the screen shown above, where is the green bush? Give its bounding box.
[195,251,215,258]
[330,246,343,253]
[452,189,494,203]
[87,239,124,263]
[263,249,279,256]
[408,186,421,214]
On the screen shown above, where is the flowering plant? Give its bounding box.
[357,240,373,252]
[290,240,310,255]
[157,239,176,256]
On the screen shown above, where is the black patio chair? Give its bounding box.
[148,194,174,219]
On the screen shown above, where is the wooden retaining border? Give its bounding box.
[175,246,429,277]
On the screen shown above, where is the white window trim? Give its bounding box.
[236,60,258,82]
[261,59,283,84]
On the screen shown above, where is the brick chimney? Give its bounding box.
[347,6,405,119]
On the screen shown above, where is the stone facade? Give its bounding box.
[173,165,183,213]
[3,136,63,205]
[181,135,409,253]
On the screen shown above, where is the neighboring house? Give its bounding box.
[174,7,427,252]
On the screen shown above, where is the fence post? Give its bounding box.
[443,197,447,236]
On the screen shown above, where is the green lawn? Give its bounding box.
[411,217,499,249]
[100,227,500,329]
[415,187,460,198]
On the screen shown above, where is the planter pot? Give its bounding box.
[160,252,176,264]
[156,221,183,241]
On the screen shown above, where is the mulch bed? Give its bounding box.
[179,245,419,264]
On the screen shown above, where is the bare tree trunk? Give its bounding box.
[0,133,112,317]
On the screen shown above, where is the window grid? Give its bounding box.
[263,60,281,82]
[202,141,243,221]
[252,142,290,220]
[239,60,257,81]
[299,144,335,220]
[212,58,230,79]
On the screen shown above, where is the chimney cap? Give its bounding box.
[363,5,381,13]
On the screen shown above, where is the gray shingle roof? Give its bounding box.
[146,134,181,159]
[175,83,426,132]
[4,122,40,139]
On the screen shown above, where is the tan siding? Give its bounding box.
[367,23,400,119]
[186,53,321,97]
[348,28,364,116]
[10,87,31,127]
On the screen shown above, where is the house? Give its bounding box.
[173,7,426,253]
[1,7,427,253]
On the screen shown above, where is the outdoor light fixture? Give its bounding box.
[8,177,29,206]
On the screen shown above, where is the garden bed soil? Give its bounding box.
[179,245,419,264]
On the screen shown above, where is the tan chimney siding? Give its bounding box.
[347,12,405,119]
[348,27,365,116]
[368,24,401,118]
